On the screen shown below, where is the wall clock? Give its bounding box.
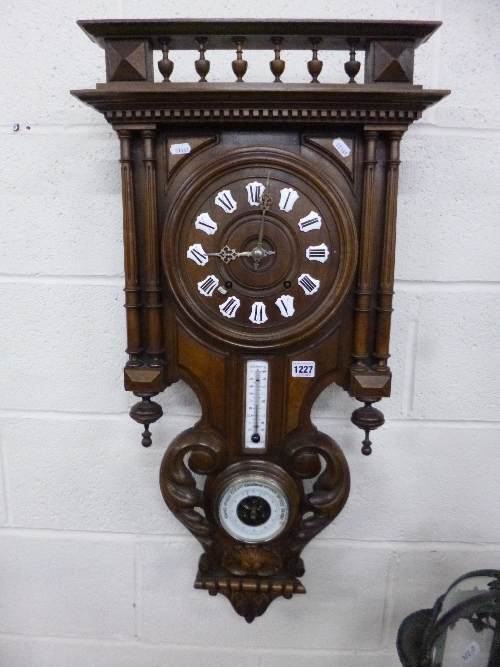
[72,19,449,622]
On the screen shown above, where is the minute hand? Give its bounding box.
[257,191,272,249]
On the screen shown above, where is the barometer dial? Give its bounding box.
[217,475,290,543]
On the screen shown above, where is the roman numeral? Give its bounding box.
[195,213,218,235]
[219,296,240,318]
[197,274,219,297]
[300,217,320,229]
[298,273,320,295]
[298,211,322,232]
[187,244,209,266]
[279,187,299,212]
[249,301,268,324]
[306,243,329,263]
[275,295,295,317]
[215,189,237,213]
[246,181,265,206]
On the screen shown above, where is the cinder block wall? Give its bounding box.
[1,1,499,665]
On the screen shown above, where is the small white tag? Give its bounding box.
[292,361,315,378]
[217,286,227,295]
[332,138,350,157]
[461,641,480,664]
[170,143,191,155]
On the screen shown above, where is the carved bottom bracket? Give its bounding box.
[159,427,350,620]
[194,570,306,623]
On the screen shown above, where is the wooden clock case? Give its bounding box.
[72,19,449,622]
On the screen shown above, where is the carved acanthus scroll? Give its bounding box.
[285,429,350,553]
[159,427,226,551]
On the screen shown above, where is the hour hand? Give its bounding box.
[206,245,252,263]
[206,245,276,265]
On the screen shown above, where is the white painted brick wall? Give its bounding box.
[1,1,499,665]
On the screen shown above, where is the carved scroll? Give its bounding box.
[285,429,350,554]
[159,427,226,551]
[166,430,349,622]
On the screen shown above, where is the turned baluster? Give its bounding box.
[195,37,210,82]
[373,130,405,372]
[130,396,163,448]
[118,129,142,368]
[351,400,385,456]
[232,37,248,82]
[344,38,361,83]
[129,128,165,447]
[158,37,174,82]
[270,36,285,82]
[141,129,163,369]
[307,37,323,83]
[351,130,379,370]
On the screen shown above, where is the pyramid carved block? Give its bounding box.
[105,39,153,82]
[365,40,414,84]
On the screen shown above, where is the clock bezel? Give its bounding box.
[162,146,358,349]
[210,460,301,544]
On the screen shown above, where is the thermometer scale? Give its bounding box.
[244,360,269,449]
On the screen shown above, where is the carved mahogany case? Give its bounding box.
[72,19,449,622]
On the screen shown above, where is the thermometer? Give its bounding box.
[244,360,269,449]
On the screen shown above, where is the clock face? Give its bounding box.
[217,475,290,543]
[163,148,356,347]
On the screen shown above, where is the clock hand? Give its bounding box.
[206,245,275,264]
[205,246,252,263]
[254,172,273,270]
[205,176,275,268]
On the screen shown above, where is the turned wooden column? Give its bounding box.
[118,129,142,367]
[141,128,164,368]
[373,130,404,372]
[351,130,379,369]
